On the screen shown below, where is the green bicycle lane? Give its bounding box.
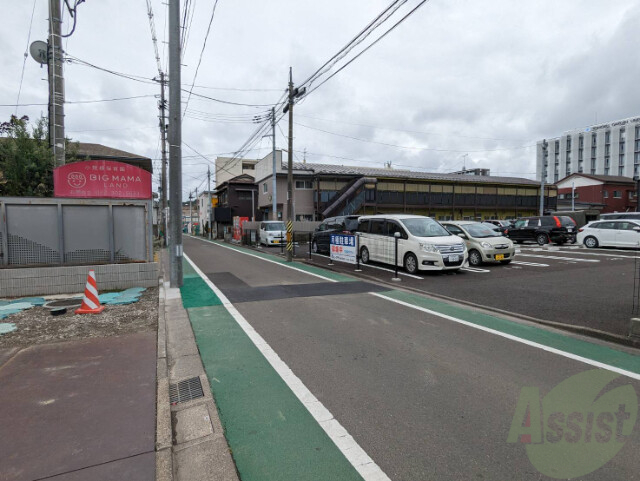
[179,237,640,480]
[180,258,365,481]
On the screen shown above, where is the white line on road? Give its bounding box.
[517,253,600,263]
[184,253,391,481]
[529,248,639,260]
[189,235,340,283]
[461,266,491,273]
[370,292,640,381]
[510,261,549,267]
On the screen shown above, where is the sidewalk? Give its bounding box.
[0,332,157,480]
[157,249,239,481]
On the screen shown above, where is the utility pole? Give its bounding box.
[271,107,277,220]
[168,0,182,288]
[195,186,199,233]
[189,191,193,234]
[207,166,212,240]
[159,72,168,246]
[282,68,306,261]
[571,181,575,212]
[48,0,65,166]
[539,139,548,216]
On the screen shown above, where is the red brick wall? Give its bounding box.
[558,183,637,213]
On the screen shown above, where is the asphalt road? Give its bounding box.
[296,243,639,338]
[183,236,640,481]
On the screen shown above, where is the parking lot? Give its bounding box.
[256,241,639,340]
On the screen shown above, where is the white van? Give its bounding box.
[356,214,468,274]
[259,221,286,246]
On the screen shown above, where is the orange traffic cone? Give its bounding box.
[75,269,105,314]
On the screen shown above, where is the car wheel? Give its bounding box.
[468,249,482,266]
[500,259,512,264]
[360,246,370,264]
[570,237,577,244]
[536,233,549,245]
[312,241,318,253]
[584,236,598,248]
[404,253,418,274]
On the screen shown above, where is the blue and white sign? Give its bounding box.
[330,234,357,264]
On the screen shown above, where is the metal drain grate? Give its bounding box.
[169,377,204,404]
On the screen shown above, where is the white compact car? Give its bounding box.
[356,214,468,274]
[577,219,640,248]
[259,221,286,246]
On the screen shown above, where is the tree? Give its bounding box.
[0,115,53,197]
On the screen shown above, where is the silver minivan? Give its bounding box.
[356,214,468,274]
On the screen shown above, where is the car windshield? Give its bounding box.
[264,222,285,231]
[400,218,451,237]
[465,223,501,238]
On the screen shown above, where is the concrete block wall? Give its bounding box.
[0,262,159,298]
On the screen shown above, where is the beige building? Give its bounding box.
[215,156,258,186]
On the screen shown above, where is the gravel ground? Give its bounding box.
[0,287,158,348]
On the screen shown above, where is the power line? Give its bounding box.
[183,0,221,118]
[145,0,163,76]
[15,0,37,116]
[296,114,529,143]
[294,121,535,153]
[0,94,157,108]
[304,0,431,98]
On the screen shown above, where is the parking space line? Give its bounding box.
[510,260,549,267]
[517,253,600,263]
[310,252,424,279]
[461,267,490,273]
[529,249,639,260]
[370,291,640,380]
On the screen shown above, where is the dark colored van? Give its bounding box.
[311,215,359,254]
[504,216,577,245]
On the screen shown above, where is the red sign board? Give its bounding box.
[54,160,152,199]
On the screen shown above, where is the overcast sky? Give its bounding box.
[2,0,640,199]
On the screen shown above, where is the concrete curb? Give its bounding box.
[156,278,173,481]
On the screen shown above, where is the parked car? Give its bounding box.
[442,221,515,266]
[599,212,640,221]
[356,214,468,274]
[259,221,286,246]
[504,216,577,245]
[577,220,640,248]
[311,215,359,254]
[482,219,513,234]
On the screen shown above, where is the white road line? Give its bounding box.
[369,292,640,381]
[184,254,391,481]
[461,266,491,273]
[510,261,549,267]
[529,249,639,260]
[310,252,424,280]
[189,235,339,283]
[517,253,600,263]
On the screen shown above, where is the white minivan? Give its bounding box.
[356,214,468,274]
[259,221,286,246]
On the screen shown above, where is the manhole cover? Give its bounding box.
[170,377,204,404]
[44,298,83,309]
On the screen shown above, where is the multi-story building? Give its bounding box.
[215,156,258,186]
[555,173,637,214]
[254,150,556,221]
[537,115,640,183]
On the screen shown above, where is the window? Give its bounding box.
[295,180,313,189]
[605,131,611,144]
[295,214,313,221]
[237,191,253,201]
[357,220,370,233]
[445,224,464,235]
[263,183,268,193]
[387,221,406,238]
[629,191,635,200]
[603,190,609,198]
[242,163,255,170]
[370,219,386,235]
[559,194,565,200]
[619,166,625,176]
[636,125,640,140]
[613,190,622,198]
